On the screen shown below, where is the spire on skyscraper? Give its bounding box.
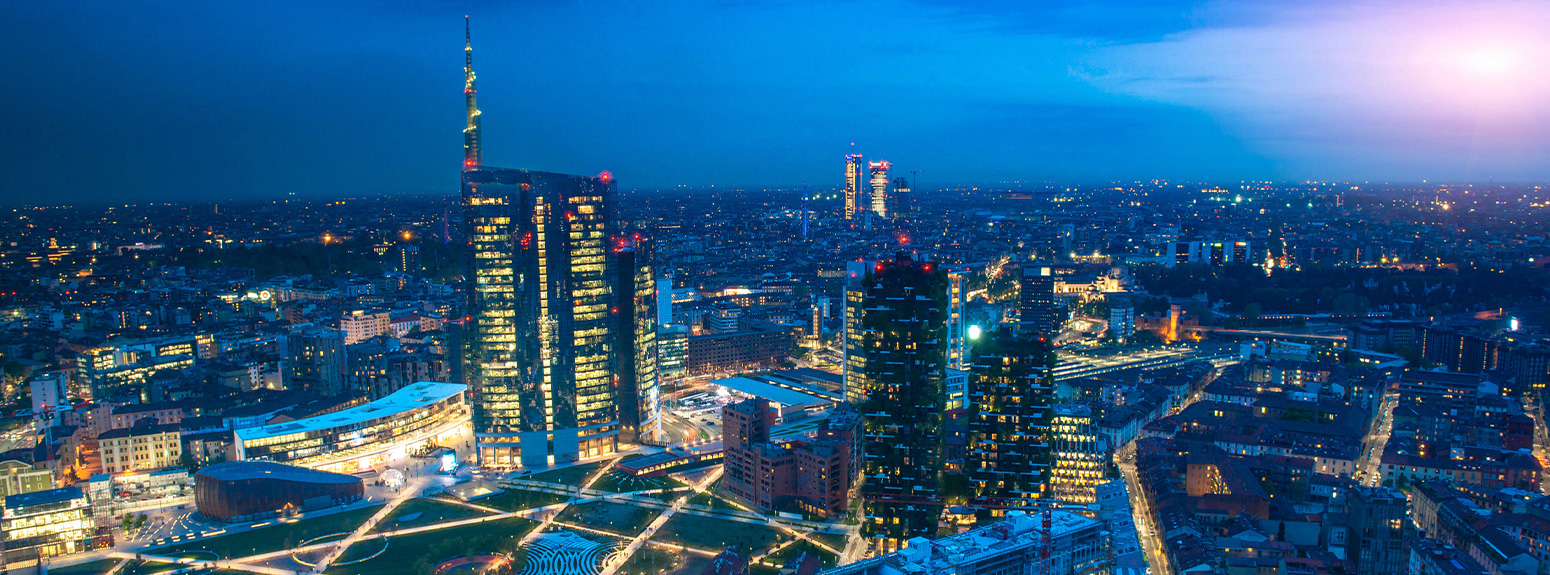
[463,15,482,169]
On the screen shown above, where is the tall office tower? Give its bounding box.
[890,176,912,218]
[655,277,674,326]
[869,160,891,218]
[1019,266,1057,337]
[845,153,864,220]
[463,17,482,168]
[397,244,421,277]
[1048,404,1104,504]
[851,255,947,552]
[1348,486,1408,575]
[463,167,619,468]
[842,260,874,402]
[966,326,1054,511]
[615,239,660,444]
[945,266,971,370]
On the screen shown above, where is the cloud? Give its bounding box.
[1076,0,1550,180]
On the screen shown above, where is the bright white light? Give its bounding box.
[1464,47,1519,76]
[968,325,983,340]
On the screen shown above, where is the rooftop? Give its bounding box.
[711,376,831,408]
[196,461,363,484]
[234,381,465,443]
[4,486,84,510]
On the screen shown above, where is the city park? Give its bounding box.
[51,454,850,575]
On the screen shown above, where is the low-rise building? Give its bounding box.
[722,399,860,518]
[0,487,107,570]
[820,510,1110,575]
[233,381,469,474]
[99,422,183,474]
[194,461,364,522]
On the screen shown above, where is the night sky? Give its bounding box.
[4,1,1549,204]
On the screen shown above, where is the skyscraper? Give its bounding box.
[397,244,421,277]
[462,168,619,468]
[850,255,947,552]
[869,160,891,218]
[616,238,660,444]
[890,176,912,217]
[1107,292,1134,343]
[1049,404,1104,504]
[965,326,1053,510]
[845,153,864,221]
[1019,266,1057,337]
[463,16,482,168]
[945,266,971,371]
[842,259,874,403]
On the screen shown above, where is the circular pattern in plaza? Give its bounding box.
[516,532,628,575]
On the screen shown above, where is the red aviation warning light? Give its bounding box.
[598,171,613,183]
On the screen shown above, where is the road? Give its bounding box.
[1524,395,1550,493]
[1116,442,1170,575]
[1357,393,1397,486]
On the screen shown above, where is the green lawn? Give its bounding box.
[763,540,838,568]
[617,546,682,575]
[324,516,538,575]
[517,461,605,486]
[333,537,389,563]
[122,561,183,575]
[153,504,384,559]
[476,488,571,512]
[654,514,786,554]
[556,501,661,537]
[50,559,121,575]
[806,530,849,552]
[589,470,688,493]
[371,497,494,533]
[685,480,737,509]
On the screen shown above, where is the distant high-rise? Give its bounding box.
[845,153,864,220]
[849,255,947,552]
[890,176,912,217]
[966,326,1054,509]
[1019,266,1058,337]
[396,244,421,277]
[462,168,619,467]
[463,16,482,168]
[1107,292,1134,343]
[869,160,891,218]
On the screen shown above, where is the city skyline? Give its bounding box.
[6,1,1550,204]
[2,3,1550,574]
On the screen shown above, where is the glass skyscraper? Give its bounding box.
[615,239,660,444]
[462,167,620,468]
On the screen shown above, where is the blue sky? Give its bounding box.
[3,1,1548,203]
